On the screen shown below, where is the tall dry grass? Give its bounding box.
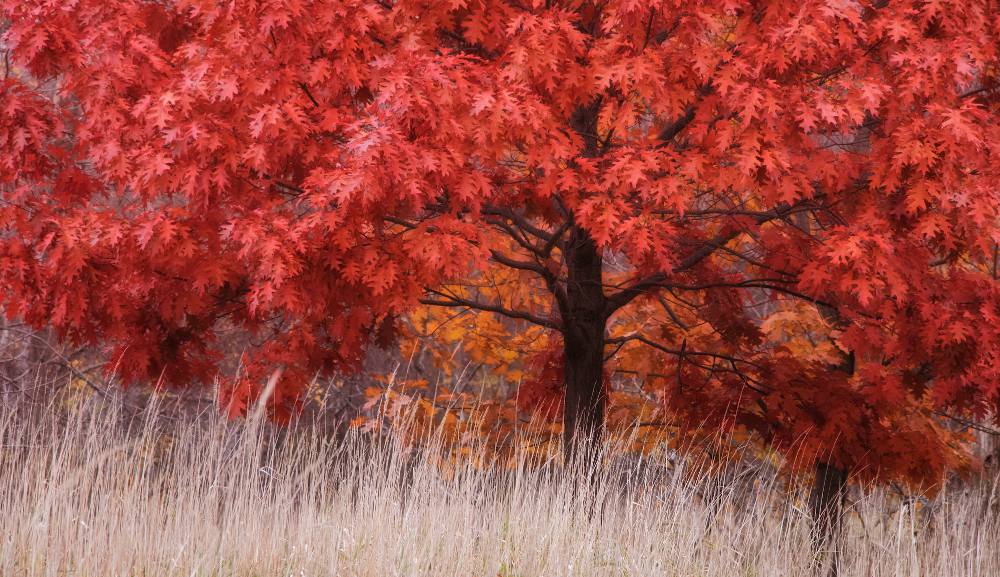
[0,398,997,577]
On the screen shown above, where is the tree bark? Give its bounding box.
[561,226,607,463]
[809,460,848,575]
[809,345,853,576]
[810,460,848,543]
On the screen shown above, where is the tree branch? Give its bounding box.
[606,334,770,395]
[420,289,561,330]
[485,216,542,255]
[604,201,811,314]
[489,250,549,276]
[482,205,555,242]
[605,334,763,369]
[540,219,571,257]
[662,281,837,309]
[657,105,696,145]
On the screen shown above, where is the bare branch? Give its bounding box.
[420,289,560,330]
[657,295,689,330]
[487,247,569,315]
[605,334,763,369]
[485,217,542,255]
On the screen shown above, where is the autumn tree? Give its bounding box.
[2,0,999,501]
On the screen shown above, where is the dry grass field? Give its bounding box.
[0,399,997,577]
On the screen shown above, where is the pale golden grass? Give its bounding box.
[0,400,997,577]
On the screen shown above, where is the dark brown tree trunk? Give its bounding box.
[809,460,848,575]
[810,345,853,576]
[810,461,848,542]
[561,226,607,463]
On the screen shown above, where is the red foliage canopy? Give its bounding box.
[1,0,998,475]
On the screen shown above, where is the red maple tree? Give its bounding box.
[2,0,999,488]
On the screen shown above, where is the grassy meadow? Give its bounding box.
[0,394,997,577]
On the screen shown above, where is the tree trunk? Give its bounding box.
[809,460,848,575]
[810,461,848,542]
[810,345,853,576]
[561,226,607,463]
